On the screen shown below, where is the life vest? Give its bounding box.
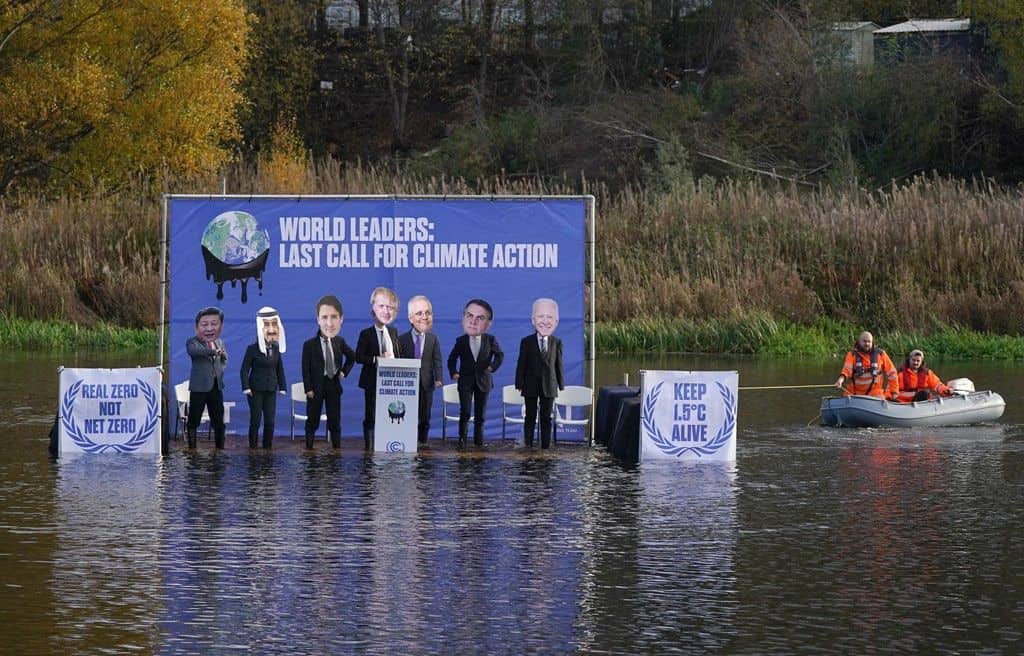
[898,365,929,389]
[842,347,898,398]
[849,348,881,395]
[897,365,943,402]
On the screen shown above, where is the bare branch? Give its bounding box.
[579,116,820,187]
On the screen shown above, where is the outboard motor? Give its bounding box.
[947,378,975,394]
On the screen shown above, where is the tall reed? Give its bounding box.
[598,176,1024,334]
[3,160,1023,342]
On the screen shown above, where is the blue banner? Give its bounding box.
[168,196,588,442]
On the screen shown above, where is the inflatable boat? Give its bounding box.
[820,385,1005,428]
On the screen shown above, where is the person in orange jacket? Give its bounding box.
[834,331,899,399]
[896,348,951,402]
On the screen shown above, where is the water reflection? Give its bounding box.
[577,459,741,654]
[636,463,738,652]
[3,352,1023,654]
[52,458,162,653]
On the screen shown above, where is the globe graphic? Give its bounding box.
[388,401,406,415]
[201,211,270,265]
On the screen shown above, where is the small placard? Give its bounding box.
[640,370,738,462]
[59,367,162,456]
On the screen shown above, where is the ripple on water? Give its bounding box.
[0,416,1022,653]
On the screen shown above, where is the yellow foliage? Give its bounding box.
[0,0,250,193]
[257,118,311,193]
[964,1,1024,94]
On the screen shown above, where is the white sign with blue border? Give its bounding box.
[59,367,162,456]
[640,370,738,462]
[374,358,420,453]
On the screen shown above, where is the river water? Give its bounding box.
[1,351,1022,654]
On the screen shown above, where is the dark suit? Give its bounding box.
[515,333,564,448]
[355,325,403,448]
[300,331,355,448]
[399,329,443,444]
[240,342,287,449]
[186,336,227,448]
[447,333,503,445]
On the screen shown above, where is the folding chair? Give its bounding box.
[553,385,594,445]
[174,380,210,440]
[441,383,470,442]
[501,385,527,442]
[290,382,327,440]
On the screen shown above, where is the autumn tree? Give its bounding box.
[963,1,1024,104]
[847,0,958,24]
[0,0,250,194]
[238,0,324,156]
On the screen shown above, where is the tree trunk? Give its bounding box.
[475,0,496,121]
[358,0,369,28]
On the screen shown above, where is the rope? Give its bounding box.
[738,384,837,391]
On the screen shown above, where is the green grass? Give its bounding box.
[596,316,1024,359]
[0,316,156,351]
[5,314,1023,359]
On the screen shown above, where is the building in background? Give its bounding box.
[832,22,879,68]
[874,18,978,66]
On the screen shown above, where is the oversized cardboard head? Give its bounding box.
[194,307,224,342]
[316,295,343,338]
[371,287,398,327]
[257,306,286,354]
[462,299,493,337]
[531,298,559,337]
[407,295,434,334]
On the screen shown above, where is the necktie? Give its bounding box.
[471,336,480,359]
[541,336,547,354]
[324,338,336,377]
[415,332,422,358]
[379,330,387,355]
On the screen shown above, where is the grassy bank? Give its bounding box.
[0,317,156,351]
[597,316,1024,359]
[3,161,1024,345]
[4,314,1022,360]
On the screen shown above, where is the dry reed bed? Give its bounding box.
[2,161,1022,335]
[598,178,1024,333]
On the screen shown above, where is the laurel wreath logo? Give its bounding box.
[386,440,406,453]
[642,380,736,458]
[60,378,160,454]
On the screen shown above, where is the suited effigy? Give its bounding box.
[239,307,288,449]
[398,295,444,445]
[300,295,356,450]
[186,306,228,450]
[355,287,403,450]
[514,298,565,449]
[447,298,504,448]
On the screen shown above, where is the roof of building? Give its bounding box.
[875,18,970,34]
[833,22,879,32]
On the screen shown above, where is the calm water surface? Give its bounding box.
[1,352,1022,654]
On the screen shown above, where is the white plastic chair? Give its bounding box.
[553,385,594,445]
[442,383,470,441]
[174,380,210,440]
[501,385,527,442]
[290,382,327,440]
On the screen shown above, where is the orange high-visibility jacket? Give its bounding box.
[840,348,899,399]
[896,366,949,403]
